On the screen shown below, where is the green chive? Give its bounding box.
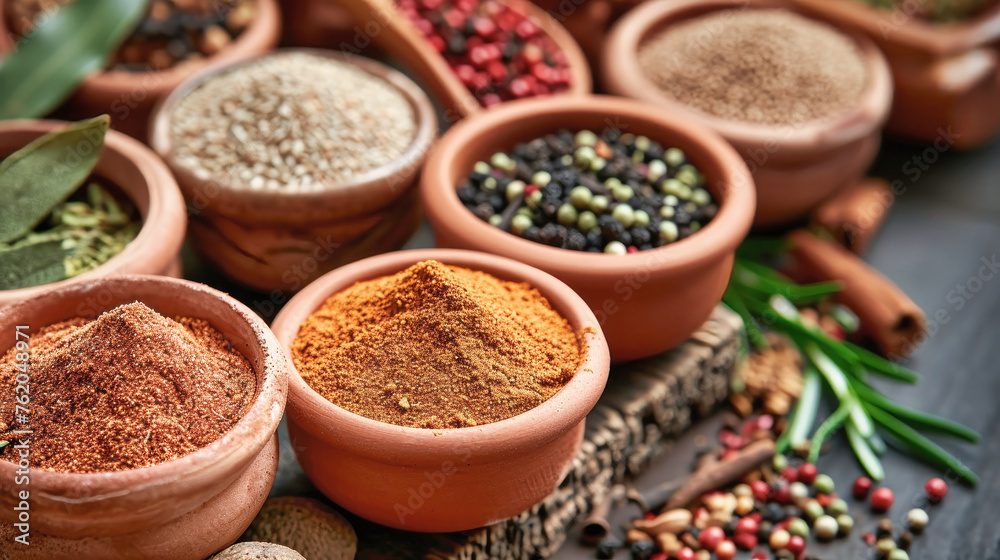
[808,404,852,463]
[868,406,979,486]
[846,422,885,481]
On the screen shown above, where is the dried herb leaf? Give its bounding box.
[0,115,110,244]
[0,240,68,290]
[0,0,149,119]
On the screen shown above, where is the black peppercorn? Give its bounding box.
[630,539,656,560]
[564,229,587,251]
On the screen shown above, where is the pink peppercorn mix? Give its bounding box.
[396,0,571,106]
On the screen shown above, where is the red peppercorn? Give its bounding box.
[925,477,948,503]
[816,493,833,507]
[757,414,775,431]
[751,551,768,560]
[716,540,737,560]
[797,463,818,485]
[698,526,725,551]
[651,554,667,560]
[733,532,758,551]
[644,512,656,520]
[675,547,696,560]
[751,480,771,502]
[862,532,877,546]
[853,476,872,499]
[786,535,806,555]
[781,466,799,482]
[772,483,791,505]
[736,517,758,535]
[871,487,895,512]
[481,93,502,107]
[626,245,639,254]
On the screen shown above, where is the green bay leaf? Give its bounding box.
[0,115,110,244]
[0,240,68,290]
[0,0,150,119]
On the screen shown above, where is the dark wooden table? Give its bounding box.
[186,133,1000,560]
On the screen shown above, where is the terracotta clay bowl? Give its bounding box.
[0,0,280,140]
[0,275,288,559]
[332,0,592,121]
[150,48,437,293]
[270,249,611,532]
[786,0,1000,148]
[602,0,893,227]
[420,95,755,363]
[0,120,187,308]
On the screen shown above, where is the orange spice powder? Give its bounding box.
[291,260,583,429]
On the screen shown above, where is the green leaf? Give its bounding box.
[0,116,110,243]
[0,240,68,290]
[853,381,981,443]
[0,0,149,119]
[868,406,979,486]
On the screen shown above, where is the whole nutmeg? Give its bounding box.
[212,542,306,560]
[242,496,357,560]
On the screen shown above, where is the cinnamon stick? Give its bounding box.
[785,229,927,358]
[812,178,893,255]
[663,439,775,510]
[579,484,625,545]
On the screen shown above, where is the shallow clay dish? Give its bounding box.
[332,0,592,121]
[0,275,288,559]
[420,96,755,362]
[602,0,893,227]
[270,249,610,532]
[786,0,1000,148]
[0,120,187,308]
[0,0,280,140]
[150,48,437,293]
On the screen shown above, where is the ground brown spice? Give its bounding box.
[0,303,256,473]
[637,9,867,126]
[292,260,583,429]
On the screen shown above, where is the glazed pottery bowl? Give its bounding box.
[786,0,1000,148]
[0,275,288,559]
[270,249,611,532]
[419,95,755,363]
[150,48,437,293]
[0,0,280,140]
[602,0,893,227]
[0,120,187,308]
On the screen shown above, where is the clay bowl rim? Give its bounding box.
[270,248,611,463]
[419,95,756,283]
[602,0,894,158]
[149,47,438,209]
[0,274,287,502]
[0,120,186,303]
[786,0,1000,55]
[0,0,281,98]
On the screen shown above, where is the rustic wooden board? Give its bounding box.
[351,306,742,560]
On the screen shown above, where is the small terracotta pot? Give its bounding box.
[785,0,1000,148]
[602,0,893,227]
[333,0,592,121]
[270,249,611,532]
[419,96,755,363]
[0,120,187,308]
[0,275,288,559]
[0,0,281,140]
[149,48,437,293]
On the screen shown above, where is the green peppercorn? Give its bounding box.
[490,153,516,172]
[506,180,525,202]
[473,161,491,174]
[612,185,634,202]
[488,214,503,227]
[788,518,809,538]
[531,171,551,187]
[677,164,699,185]
[664,147,685,167]
[569,186,592,209]
[876,538,896,554]
[772,454,788,471]
[647,160,667,182]
[804,499,824,520]
[590,157,607,172]
[691,188,711,206]
[574,129,598,147]
[526,190,543,209]
[605,177,623,189]
[632,150,644,164]
[574,146,596,167]
[612,204,635,228]
[515,207,533,218]
[557,203,578,227]
[661,178,684,197]
[659,205,675,219]
[659,221,678,242]
[814,515,838,541]
[560,154,573,166]
[836,514,854,535]
[511,214,533,234]
[790,482,809,501]
[604,241,627,255]
[888,550,909,560]
[634,135,651,152]
[633,210,650,227]
[577,211,597,233]
[813,474,835,495]
[690,221,701,232]
[663,194,679,206]
[828,498,849,517]
[590,195,610,214]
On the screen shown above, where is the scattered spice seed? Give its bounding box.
[812,473,835,494]
[906,508,929,532]
[0,303,256,472]
[853,476,873,499]
[898,530,914,550]
[170,52,416,190]
[814,515,838,541]
[396,0,570,106]
[458,128,717,253]
[871,487,895,512]
[9,0,257,71]
[637,9,868,126]
[924,477,948,502]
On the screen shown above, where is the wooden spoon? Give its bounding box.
[334,0,592,123]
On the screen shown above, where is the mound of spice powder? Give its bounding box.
[0,303,256,473]
[291,260,582,429]
[637,9,868,126]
